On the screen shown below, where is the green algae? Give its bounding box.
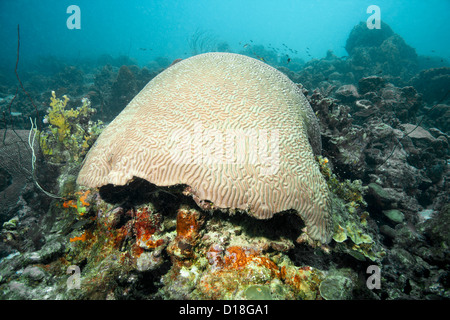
[318,156,385,261]
[245,285,273,300]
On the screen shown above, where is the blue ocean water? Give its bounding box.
[0,0,449,69]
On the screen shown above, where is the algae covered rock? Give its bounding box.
[410,67,450,104]
[346,21,418,83]
[367,183,397,209]
[317,157,385,261]
[244,285,273,300]
[319,268,358,300]
[383,209,405,224]
[345,21,394,55]
[358,76,386,94]
[335,84,359,103]
[424,204,450,248]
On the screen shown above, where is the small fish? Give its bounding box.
[243,43,250,48]
[250,40,253,43]
[256,55,266,62]
[287,58,291,64]
[139,48,147,51]
[431,49,435,52]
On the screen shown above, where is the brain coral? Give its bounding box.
[77,52,332,243]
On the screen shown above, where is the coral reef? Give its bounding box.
[91,64,160,121]
[319,268,359,300]
[0,178,374,300]
[317,156,385,262]
[107,65,137,117]
[0,128,55,261]
[77,52,332,243]
[1,88,104,262]
[0,130,34,221]
[410,67,450,104]
[345,21,395,55]
[345,21,419,85]
[305,68,449,299]
[51,66,86,97]
[0,20,449,301]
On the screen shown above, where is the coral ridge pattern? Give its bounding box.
[77,52,332,243]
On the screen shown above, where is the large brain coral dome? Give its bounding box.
[77,52,332,243]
